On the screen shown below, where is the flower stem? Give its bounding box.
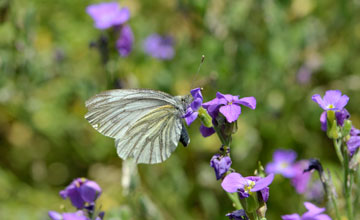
[226,191,243,210]
[333,139,343,164]
[343,148,354,220]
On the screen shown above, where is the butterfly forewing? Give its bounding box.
[85,89,179,139]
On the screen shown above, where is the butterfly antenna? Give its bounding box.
[190,55,205,89]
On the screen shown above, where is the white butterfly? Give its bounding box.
[85,89,193,164]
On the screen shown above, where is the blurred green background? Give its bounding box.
[1,0,360,219]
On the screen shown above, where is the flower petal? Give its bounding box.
[210,155,232,180]
[234,97,256,109]
[185,111,198,126]
[312,94,326,110]
[335,94,349,110]
[191,98,202,111]
[221,173,246,193]
[251,173,274,192]
[323,90,342,107]
[281,214,301,220]
[320,111,327,131]
[48,211,63,220]
[199,124,215,137]
[86,3,130,29]
[219,104,241,123]
[80,180,102,203]
[313,214,332,220]
[216,92,236,103]
[302,202,325,217]
[190,88,203,100]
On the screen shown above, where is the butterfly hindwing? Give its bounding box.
[116,105,182,164]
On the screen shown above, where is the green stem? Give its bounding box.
[343,150,353,220]
[333,139,344,164]
[213,125,227,147]
[226,192,243,210]
[329,190,341,220]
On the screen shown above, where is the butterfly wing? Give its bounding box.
[85,89,180,139]
[116,105,182,164]
[85,89,185,164]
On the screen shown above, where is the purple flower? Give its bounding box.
[290,160,311,194]
[48,210,90,220]
[281,202,331,220]
[210,154,232,180]
[226,210,249,220]
[312,90,349,111]
[265,149,297,178]
[202,92,256,123]
[143,34,175,60]
[86,2,130,30]
[60,178,102,209]
[183,88,203,125]
[347,126,360,156]
[116,25,134,57]
[221,173,274,202]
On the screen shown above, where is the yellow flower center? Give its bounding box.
[244,180,256,195]
[327,104,335,109]
[280,162,288,168]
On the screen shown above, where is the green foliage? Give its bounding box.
[1,0,360,219]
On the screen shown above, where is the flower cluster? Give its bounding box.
[87,2,133,57]
[312,90,360,156]
[49,178,104,220]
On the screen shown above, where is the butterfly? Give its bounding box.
[85,89,193,164]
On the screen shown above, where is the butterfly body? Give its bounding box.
[85,89,192,164]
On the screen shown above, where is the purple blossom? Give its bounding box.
[221,173,274,202]
[86,2,130,30]
[347,126,360,156]
[290,160,312,194]
[281,202,331,220]
[210,154,232,180]
[116,25,134,57]
[143,34,175,60]
[199,124,216,137]
[265,149,297,178]
[183,88,203,125]
[225,210,249,220]
[48,210,90,220]
[60,178,102,209]
[202,92,256,123]
[312,90,349,111]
